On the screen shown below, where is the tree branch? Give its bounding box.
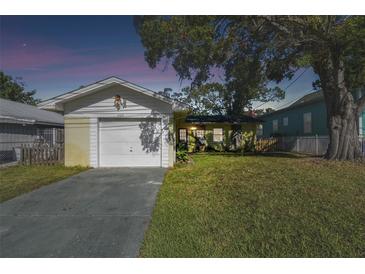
[259,16,291,34]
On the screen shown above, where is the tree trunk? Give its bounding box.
[324,94,362,160]
[318,58,363,161]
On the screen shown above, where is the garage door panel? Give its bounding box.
[100,146,161,155]
[100,155,161,167]
[99,119,161,167]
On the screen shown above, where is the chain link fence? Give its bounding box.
[0,124,64,164]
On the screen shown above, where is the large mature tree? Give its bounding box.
[249,16,365,160]
[136,16,365,160]
[135,16,284,117]
[0,71,40,105]
[159,84,231,115]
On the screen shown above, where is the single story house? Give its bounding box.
[0,98,64,163]
[260,89,365,138]
[39,76,262,168]
[39,77,185,168]
[176,113,262,152]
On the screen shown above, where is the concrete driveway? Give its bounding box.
[0,168,165,257]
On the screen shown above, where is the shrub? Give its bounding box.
[176,143,189,162]
[239,131,256,152]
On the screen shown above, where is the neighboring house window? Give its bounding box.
[257,124,263,136]
[357,89,363,100]
[303,112,312,134]
[272,120,278,133]
[196,129,205,138]
[179,128,187,142]
[213,128,223,142]
[359,113,363,137]
[283,117,288,126]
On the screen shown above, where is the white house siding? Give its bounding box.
[63,84,174,167]
[89,118,98,167]
[161,115,170,167]
[64,85,172,117]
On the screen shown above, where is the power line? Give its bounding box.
[272,88,316,111]
[284,68,308,90]
[254,67,309,110]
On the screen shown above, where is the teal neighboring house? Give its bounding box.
[260,89,365,138]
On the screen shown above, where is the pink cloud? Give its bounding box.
[26,54,179,83]
[1,35,183,93]
[1,35,177,79]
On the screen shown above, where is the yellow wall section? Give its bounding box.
[64,118,90,167]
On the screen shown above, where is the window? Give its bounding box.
[256,124,263,136]
[179,128,187,142]
[283,117,288,126]
[213,128,223,142]
[272,120,278,133]
[196,129,205,138]
[303,112,312,134]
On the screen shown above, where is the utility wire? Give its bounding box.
[283,68,308,90]
[271,88,316,111]
[254,67,309,110]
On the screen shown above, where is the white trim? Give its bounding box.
[89,118,99,168]
[39,76,186,111]
[161,115,170,167]
[96,117,165,167]
[359,114,363,137]
[64,112,167,119]
[213,128,224,143]
[52,128,56,145]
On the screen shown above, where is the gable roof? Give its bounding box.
[289,90,323,108]
[38,76,186,111]
[185,115,263,124]
[0,98,64,126]
[260,90,324,117]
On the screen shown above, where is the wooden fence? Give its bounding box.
[20,144,64,165]
[255,138,279,152]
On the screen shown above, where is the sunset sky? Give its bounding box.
[0,16,318,109]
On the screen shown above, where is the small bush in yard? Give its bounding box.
[176,143,189,162]
[239,131,256,153]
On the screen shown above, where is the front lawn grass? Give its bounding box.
[0,164,88,202]
[141,154,365,257]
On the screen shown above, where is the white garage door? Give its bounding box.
[99,119,162,167]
